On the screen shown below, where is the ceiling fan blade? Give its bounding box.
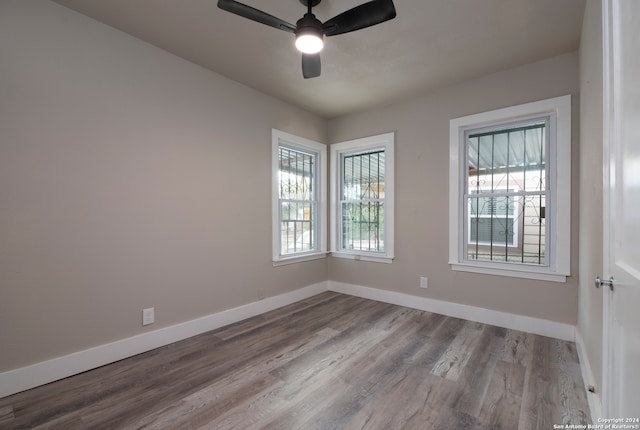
[217,0,296,33]
[322,0,396,36]
[302,53,321,79]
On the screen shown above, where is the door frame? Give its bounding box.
[601,0,614,417]
[600,0,635,417]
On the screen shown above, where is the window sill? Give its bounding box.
[450,262,568,283]
[273,252,328,267]
[331,252,394,264]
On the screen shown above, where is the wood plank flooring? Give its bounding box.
[0,292,592,429]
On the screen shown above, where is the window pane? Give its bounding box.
[340,149,385,253]
[341,202,384,252]
[280,202,316,254]
[279,147,315,200]
[278,145,317,256]
[521,194,546,264]
[470,217,514,245]
[342,151,385,200]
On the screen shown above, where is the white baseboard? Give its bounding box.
[328,281,576,341]
[575,330,602,422]
[0,281,328,399]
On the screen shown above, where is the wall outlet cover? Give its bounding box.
[142,307,155,326]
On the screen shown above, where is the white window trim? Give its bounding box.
[330,132,395,264]
[449,95,571,282]
[272,129,327,266]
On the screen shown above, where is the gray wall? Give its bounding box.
[0,0,327,372]
[578,0,604,396]
[328,52,581,324]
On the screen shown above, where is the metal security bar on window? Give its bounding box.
[340,150,385,252]
[465,121,548,265]
[278,146,317,255]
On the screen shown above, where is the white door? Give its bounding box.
[602,0,640,418]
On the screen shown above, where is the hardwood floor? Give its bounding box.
[0,292,591,429]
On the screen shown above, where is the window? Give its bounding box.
[466,120,547,264]
[331,132,394,263]
[272,129,326,265]
[449,96,571,282]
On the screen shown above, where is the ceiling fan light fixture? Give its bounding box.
[295,33,323,54]
[295,13,324,54]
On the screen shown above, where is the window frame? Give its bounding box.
[272,129,327,266]
[449,95,571,282]
[330,132,395,263]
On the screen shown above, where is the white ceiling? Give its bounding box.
[51,0,586,119]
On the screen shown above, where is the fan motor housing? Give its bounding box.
[299,0,322,7]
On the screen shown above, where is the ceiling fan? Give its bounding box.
[217,0,397,79]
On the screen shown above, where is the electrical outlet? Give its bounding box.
[142,307,155,326]
[420,276,428,289]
